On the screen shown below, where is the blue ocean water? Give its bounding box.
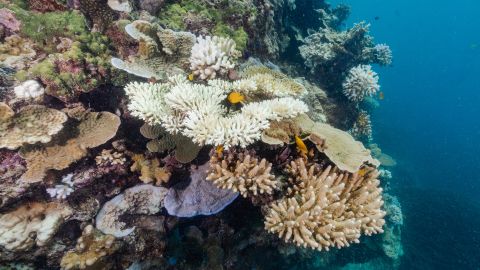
[330,0,480,269]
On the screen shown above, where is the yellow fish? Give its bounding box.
[227,91,245,104]
[295,136,308,155]
[188,73,195,81]
[358,168,367,177]
[215,145,224,154]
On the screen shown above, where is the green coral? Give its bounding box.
[157,0,254,52]
[24,32,125,102]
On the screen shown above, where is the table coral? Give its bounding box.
[264,158,386,251]
[20,111,120,183]
[295,114,379,173]
[60,224,120,270]
[0,105,67,150]
[206,150,278,198]
[95,184,168,237]
[0,202,72,251]
[164,163,239,217]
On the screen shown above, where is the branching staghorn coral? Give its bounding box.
[124,76,308,148]
[265,158,386,251]
[206,150,278,198]
[342,64,380,102]
[189,35,239,80]
[0,104,67,150]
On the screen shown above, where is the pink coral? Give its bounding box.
[0,8,21,33]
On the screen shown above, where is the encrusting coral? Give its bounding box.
[60,224,120,270]
[189,35,239,80]
[165,163,239,217]
[342,64,380,102]
[0,104,67,150]
[20,111,120,183]
[95,184,168,237]
[0,202,72,251]
[265,158,386,251]
[206,150,278,198]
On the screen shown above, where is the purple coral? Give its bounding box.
[164,163,239,218]
[0,8,21,33]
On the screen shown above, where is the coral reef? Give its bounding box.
[95,184,168,237]
[342,65,380,102]
[207,150,278,198]
[0,105,67,150]
[349,110,373,142]
[0,202,72,251]
[130,154,171,185]
[13,79,44,100]
[60,224,120,270]
[20,111,120,182]
[164,163,239,217]
[265,158,386,251]
[189,35,238,80]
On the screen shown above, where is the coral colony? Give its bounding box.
[0,0,402,269]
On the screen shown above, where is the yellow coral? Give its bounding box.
[206,150,278,198]
[60,225,119,270]
[130,154,171,185]
[264,158,386,251]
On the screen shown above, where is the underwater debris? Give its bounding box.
[165,163,239,217]
[0,202,72,251]
[265,158,386,251]
[207,150,278,198]
[95,184,168,237]
[0,105,67,150]
[342,64,380,102]
[20,111,120,183]
[60,224,120,270]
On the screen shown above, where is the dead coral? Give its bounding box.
[265,158,386,251]
[60,224,120,270]
[207,150,278,198]
[0,105,68,150]
[130,154,171,185]
[20,111,120,183]
[95,184,168,237]
[0,202,72,251]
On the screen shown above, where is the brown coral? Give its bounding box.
[206,150,278,198]
[130,154,171,185]
[0,202,72,251]
[0,105,68,150]
[60,224,120,270]
[20,111,120,183]
[264,158,386,251]
[79,0,117,31]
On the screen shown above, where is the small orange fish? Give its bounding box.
[378,91,384,100]
[215,145,224,154]
[358,168,367,177]
[188,73,195,81]
[148,77,157,83]
[227,91,245,104]
[295,136,308,155]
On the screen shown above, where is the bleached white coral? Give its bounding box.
[14,80,44,100]
[46,174,75,200]
[342,65,380,102]
[189,36,238,80]
[124,78,308,149]
[373,44,393,66]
